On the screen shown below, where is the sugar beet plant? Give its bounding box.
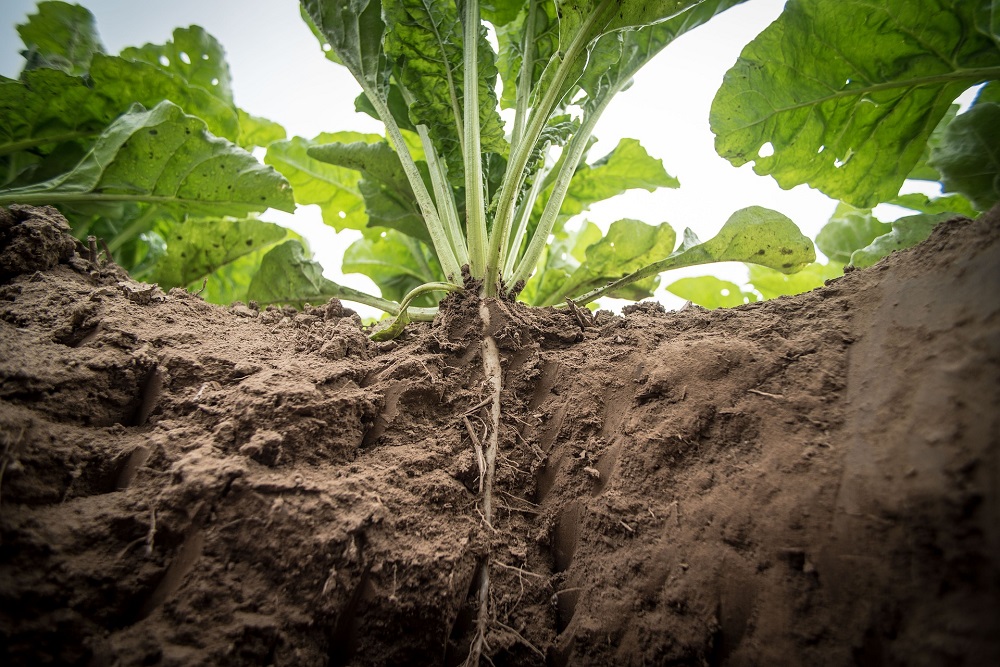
[294,0,821,335]
[0,0,821,330]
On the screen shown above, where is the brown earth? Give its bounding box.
[0,203,998,666]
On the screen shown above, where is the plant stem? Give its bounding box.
[569,246,715,308]
[483,0,613,297]
[510,91,614,287]
[362,83,463,282]
[400,88,469,268]
[370,281,462,341]
[464,0,487,278]
[0,130,93,158]
[502,171,544,280]
[509,0,538,150]
[107,204,160,253]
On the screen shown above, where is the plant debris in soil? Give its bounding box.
[1,203,998,666]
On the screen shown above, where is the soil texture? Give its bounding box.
[1,203,998,666]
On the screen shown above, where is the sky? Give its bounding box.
[2,0,849,314]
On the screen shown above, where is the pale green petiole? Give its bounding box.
[369,281,464,341]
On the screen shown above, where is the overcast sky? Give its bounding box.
[2,0,849,313]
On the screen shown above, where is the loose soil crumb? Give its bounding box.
[0,205,997,666]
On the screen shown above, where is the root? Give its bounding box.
[466,300,503,667]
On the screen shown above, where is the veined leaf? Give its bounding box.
[190,244,274,305]
[0,101,293,215]
[907,105,959,182]
[573,207,815,306]
[383,0,508,185]
[120,26,234,104]
[667,276,758,309]
[264,132,381,231]
[711,0,1000,208]
[0,69,117,185]
[248,239,364,307]
[237,109,287,150]
[975,81,1000,105]
[534,138,678,225]
[308,140,429,242]
[521,220,602,305]
[482,0,523,26]
[888,192,978,219]
[565,138,679,215]
[544,218,676,305]
[17,0,104,76]
[354,84,416,133]
[495,0,559,110]
[747,261,843,299]
[343,229,443,305]
[692,207,815,272]
[89,53,240,141]
[815,203,890,264]
[143,216,290,291]
[929,102,1000,211]
[300,0,389,93]
[850,213,953,268]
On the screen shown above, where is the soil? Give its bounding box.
[0,202,998,667]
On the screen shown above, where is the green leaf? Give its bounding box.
[888,192,978,218]
[120,26,234,104]
[572,207,815,307]
[482,0,524,26]
[566,138,678,215]
[929,102,1000,211]
[17,1,105,76]
[532,138,678,232]
[308,140,429,242]
[300,0,389,93]
[264,132,381,231]
[747,261,843,299]
[382,0,508,186]
[343,229,443,305]
[907,104,959,182]
[815,203,890,264]
[190,245,273,305]
[521,220,602,305]
[697,207,816,272]
[236,109,287,149]
[143,216,290,291]
[0,69,116,185]
[354,84,416,132]
[495,0,559,110]
[549,218,676,305]
[0,101,294,215]
[850,213,953,268]
[667,276,758,309]
[248,239,361,307]
[88,53,240,141]
[975,81,1000,105]
[711,0,1000,208]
